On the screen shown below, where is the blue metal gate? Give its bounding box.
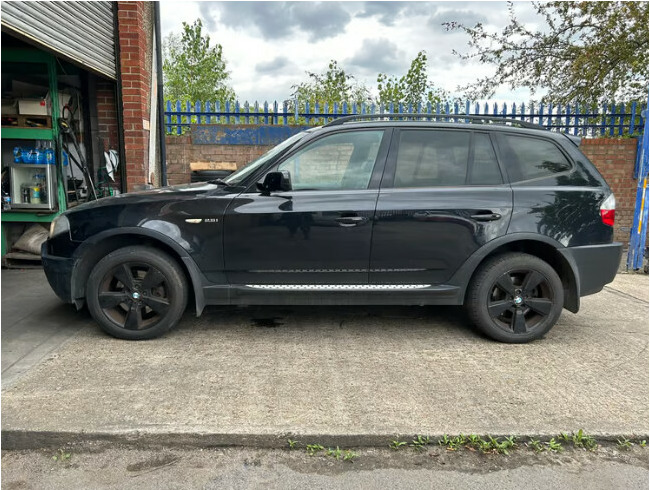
[626,108,649,271]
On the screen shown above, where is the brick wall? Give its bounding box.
[165,135,272,185]
[580,138,638,245]
[117,1,154,191]
[95,79,121,189]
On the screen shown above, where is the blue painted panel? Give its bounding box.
[191,125,310,145]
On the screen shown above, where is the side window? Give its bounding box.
[502,135,572,182]
[469,133,502,185]
[394,130,470,187]
[277,130,384,190]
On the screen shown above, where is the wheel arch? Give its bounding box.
[70,228,206,315]
[451,234,581,313]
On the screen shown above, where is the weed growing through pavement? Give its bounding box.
[305,444,324,456]
[617,438,633,449]
[390,440,407,450]
[287,439,298,450]
[410,435,430,451]
[343,450,358,462]
[52,448,71,462]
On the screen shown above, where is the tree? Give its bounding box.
[163,19,236,103]
[445,1,649,104]
[290,60,371,105]
[377,51,448,107]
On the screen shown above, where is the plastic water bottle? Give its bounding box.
[13,147,22,163]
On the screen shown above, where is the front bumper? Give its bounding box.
[560,242,623,297]
[41,241,76,304]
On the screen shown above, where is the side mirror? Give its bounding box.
[257,170,292,194]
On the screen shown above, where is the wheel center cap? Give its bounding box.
[513,295,523,306]
[132,292,141,300]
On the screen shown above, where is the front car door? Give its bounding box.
[223,128,391,287]
[370,128,513,286]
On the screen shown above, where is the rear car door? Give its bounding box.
[370,128,513,285]
[223,128,391,285]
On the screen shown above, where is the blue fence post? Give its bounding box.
[175,101,181,135]
[283,101,288,125]
[324,102,329,123]
[263,101,269,124]
[195,101,202,125]
[273,101,278,125]
[254,101,259,125]
[627,107,649,270]
[166,100,172,133]
[225,101,231,124]
[630,101,638,134]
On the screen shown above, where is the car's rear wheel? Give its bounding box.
[86,246,188,340]
[466,252,563,343]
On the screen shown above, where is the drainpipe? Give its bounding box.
[113,2,127,193]
[154,1,167,186]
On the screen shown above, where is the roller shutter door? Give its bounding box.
[1,1,116,79]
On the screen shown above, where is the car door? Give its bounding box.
[223,128,391,285]
[369,128,513,285]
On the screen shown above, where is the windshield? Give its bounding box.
[222,131,309,185]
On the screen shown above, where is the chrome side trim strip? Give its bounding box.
[245,284,431,291]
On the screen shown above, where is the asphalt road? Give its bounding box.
[2,446,648,490]
[1,269,648,449]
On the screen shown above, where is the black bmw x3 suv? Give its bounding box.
[43,114,622,342]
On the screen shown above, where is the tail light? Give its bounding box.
[600,194,616,227]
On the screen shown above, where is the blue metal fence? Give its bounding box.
[165,99,646,137]
[627,107,649,271]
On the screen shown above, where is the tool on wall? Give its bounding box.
[58,117,98,201]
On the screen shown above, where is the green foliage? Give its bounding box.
[343,450,358,462]
[163,19,236,103]
[390,440,408,450]
[377,51,447,107]
[290,60,371,106]
[571,429,597,451]
[326,446,343,460]
[410,434,431,451]
[445,1,649,104]
[617,438,633,449]
[546,438,563,452]
[528,438,545,452]
[305,444,325,456]
[52,448,72,462]
[287,439,298,450]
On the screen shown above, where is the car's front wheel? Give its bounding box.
[86,246,188,340]
[466,252,564,343]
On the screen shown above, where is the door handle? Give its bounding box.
[471,212,502,222]
[336,215,367,227]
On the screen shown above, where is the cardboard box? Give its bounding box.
[18,98,48,116]
[1,100,16,115]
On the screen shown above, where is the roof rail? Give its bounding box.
[322,113,545,130]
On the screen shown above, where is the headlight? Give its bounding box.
[49,214,70,238]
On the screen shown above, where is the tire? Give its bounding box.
[86,246,188,340]
[466,252,564,343]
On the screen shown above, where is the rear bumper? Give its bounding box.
[560,242,622,297]
[41,242,76,304]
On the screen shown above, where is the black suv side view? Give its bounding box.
[42,115,622,342]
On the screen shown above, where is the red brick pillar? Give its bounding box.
[116,1,154,191]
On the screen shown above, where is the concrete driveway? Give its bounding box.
[1,268,648,449]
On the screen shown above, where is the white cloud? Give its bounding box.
[160,1,543,103]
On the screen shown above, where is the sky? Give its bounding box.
[159,1,544,104]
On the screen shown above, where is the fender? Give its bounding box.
[447,232,581,312]
[70,227,208,316]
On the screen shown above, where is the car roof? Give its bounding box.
[317,119,580,145]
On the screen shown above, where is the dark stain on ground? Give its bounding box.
[126,454,179,472]
[252,317,284,328]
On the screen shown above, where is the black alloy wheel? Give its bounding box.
[466,252,564,343]
[486,269,554,334]
[86,246,188,340]
[98,262,171,331]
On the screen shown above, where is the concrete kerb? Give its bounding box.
[3,430,649,451]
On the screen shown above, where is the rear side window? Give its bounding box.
[470,133,502,185]
[501,135,572,182]
[394,130,470,187]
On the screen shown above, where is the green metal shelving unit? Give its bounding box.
[1,49,67,256]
